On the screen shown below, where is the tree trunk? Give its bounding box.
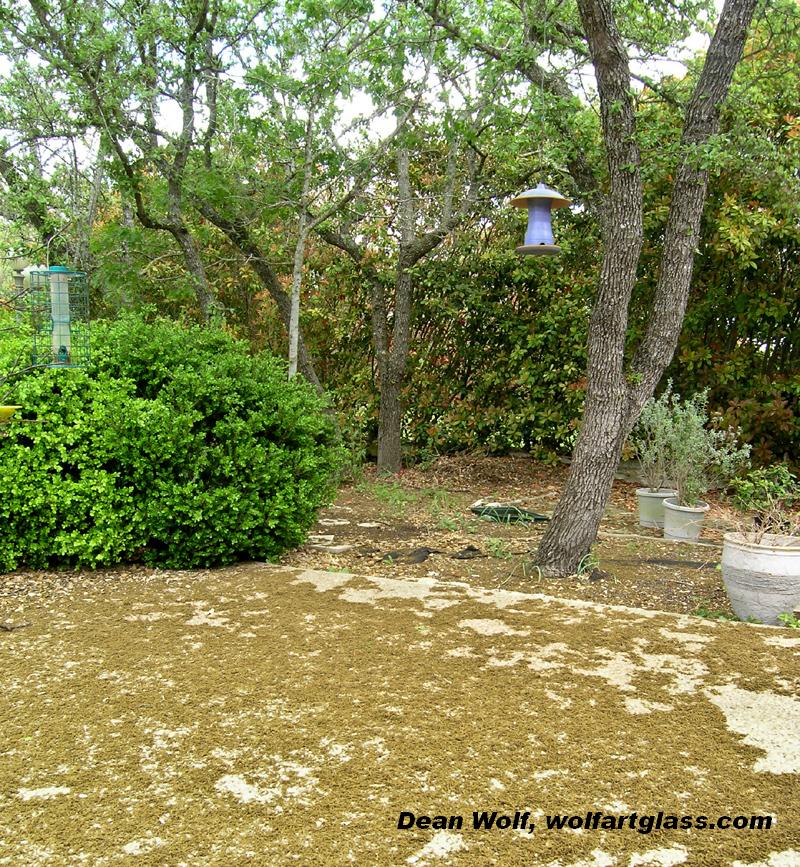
[315,141,481,473]
[534,410,628,576]
[289,109,315,380]
[377,364,404,473]
[287,218,308,379]
[194,199,323,392]
[534,0,757,577]
[376,264,413,473]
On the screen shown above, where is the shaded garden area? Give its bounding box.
[280,456,740,617]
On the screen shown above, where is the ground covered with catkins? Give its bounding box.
[1,560,798,866]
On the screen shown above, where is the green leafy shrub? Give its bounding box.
[0,308,33,403]
[0,313,343,571]
[729,465,800,542]
[401,247,593,458]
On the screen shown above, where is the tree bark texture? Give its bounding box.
[376,265,413,473]
[534,0,758,577]
[374,149,415,472]
[173,225,215,323]
[289,109,315,380]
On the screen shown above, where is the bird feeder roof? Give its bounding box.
[510,183,571,209]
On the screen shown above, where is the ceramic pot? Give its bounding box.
[635,488,676,529]
[721,532,800,625]
[663,497,709,541]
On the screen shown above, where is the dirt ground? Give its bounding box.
[1,562,798,866]
[281,455,746,621]
[2,456,799,865]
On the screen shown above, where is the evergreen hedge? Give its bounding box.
[0,313,343,571]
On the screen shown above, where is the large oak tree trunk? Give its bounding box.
[534,0,758,576]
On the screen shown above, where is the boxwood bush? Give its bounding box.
[0,313,343,571]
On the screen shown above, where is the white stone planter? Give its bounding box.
[635,488,677,529]
[721,533,800,625]
[663,497,710,541]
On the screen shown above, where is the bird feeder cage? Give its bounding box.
[511,183,570,256]
[27,266,90,368]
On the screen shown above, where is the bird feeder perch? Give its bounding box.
[511,183,570,256]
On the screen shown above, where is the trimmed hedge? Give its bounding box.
[0,313,343,571]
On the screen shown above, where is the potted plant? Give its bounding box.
[630,386,677,528]
[661,390,750,540]
[722,466,800,625]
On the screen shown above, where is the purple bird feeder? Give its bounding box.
[511,183,570,256]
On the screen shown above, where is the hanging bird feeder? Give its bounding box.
[511,183,570,256]
[27,266,90,368]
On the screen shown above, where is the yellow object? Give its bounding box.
[0,406,22,425]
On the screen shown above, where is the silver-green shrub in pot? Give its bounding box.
[630,387,676,528]
[723,467,800,625]
[661,391,750,541]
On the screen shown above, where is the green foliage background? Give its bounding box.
[1,0,798,475]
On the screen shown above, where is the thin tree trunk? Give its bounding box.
[289,109,315,379]
[374,149,416,472]
[288,215,308,378]
[195,199,323,391]
[79,156,105,271]
[376,265,413,472]
[173,225,215,323]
